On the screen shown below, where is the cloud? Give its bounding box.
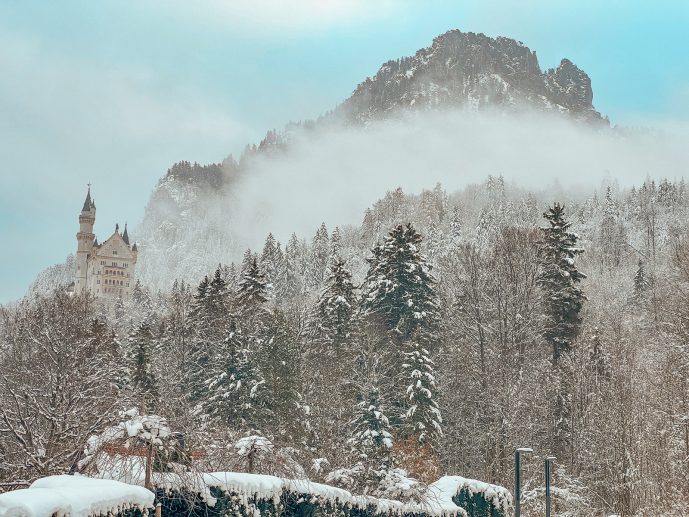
[225,110,689,250]
[0,26,245,197]
[159,0,396,33]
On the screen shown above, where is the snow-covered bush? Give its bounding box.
[78,408,191,484]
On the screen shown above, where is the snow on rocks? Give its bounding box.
[0,475,154,517]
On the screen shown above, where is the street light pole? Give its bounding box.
[514,447,533,517]
[545,456,556,517]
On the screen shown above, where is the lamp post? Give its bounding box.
[514,447,533,517]
[545,456,556,517]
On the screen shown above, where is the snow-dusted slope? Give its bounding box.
[133,160,244,291]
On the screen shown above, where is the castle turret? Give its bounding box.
[75,186,96,294]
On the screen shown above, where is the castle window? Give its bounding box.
[112,262,116,266]
[113,250,117,255]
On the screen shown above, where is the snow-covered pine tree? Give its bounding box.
[633,258,649,303]
[128,319,160,411]
[449,205,462,245]
[538,203,585,460]
[310,257,356,361]
[348,383,393,492]
[307,223,330,290]
[203,320,261,431]
[362,223,440,346]
[260,233,279,287]
[206,265,231,324]
[132,279,153,311]
[303,257,358,460]
[185,275,213,403]
[240,248,255,277]
[258,309,301,437]
[538,203,586,364]
[275,255,301,303]
[237,257,269,314]
[400,337,442,447]
[331,226,342,257]
[286,233,306,277]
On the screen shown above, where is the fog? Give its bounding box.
[220,109,689,250]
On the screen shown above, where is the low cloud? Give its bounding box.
[225,109,689,249]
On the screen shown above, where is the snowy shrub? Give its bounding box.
[373,468,426,503]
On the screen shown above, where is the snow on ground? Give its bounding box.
[0,475,154,517]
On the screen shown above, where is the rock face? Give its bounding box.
[544,58,595,114]
[338,30,605,124]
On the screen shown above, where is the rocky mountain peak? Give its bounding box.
[338,29,606,124]
[544,58,594,113]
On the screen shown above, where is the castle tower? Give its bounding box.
[75,186,96,294]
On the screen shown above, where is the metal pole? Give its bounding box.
[545,456,556,517]
[515,448,533,517]
[515,450,521,517]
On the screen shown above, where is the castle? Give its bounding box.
[75,186,138,300]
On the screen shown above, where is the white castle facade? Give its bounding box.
[75,187,138,300]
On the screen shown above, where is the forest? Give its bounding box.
[2,175,689,517]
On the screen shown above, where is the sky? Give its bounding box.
[1,0,688,303]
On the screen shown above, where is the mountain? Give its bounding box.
[29,29,610,295]
[338,30,606,124]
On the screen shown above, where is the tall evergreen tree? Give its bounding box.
[538,203,586,364]
[400,337,442,447]
[185,275,213,403]
[538,203,586,460]
[203,320,261,431]
[310,257,356,361]
[261,233,279,287]
[206,265,231,325]
[307,223,330,290]
[349,385,393,469]
[633,258,649,303]
[237,257,269,313]
[258,309,301,437]
[128,320,159,411]
[362,223,439,346]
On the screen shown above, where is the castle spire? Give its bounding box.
[122,223,130,245]
[81,185,93,212]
